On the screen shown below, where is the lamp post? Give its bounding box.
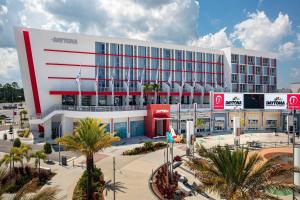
[58,122,62,165]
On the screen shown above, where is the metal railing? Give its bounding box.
[30,104,146,120]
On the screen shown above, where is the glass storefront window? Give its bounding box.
[62,95,76,105]
[82,95,92,106]
[248,119,258,130]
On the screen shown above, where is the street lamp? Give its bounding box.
[58,122,62,165]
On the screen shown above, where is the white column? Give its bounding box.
[294,145,300,188]
[44,118,52,141]
[62,116,73,136]
[127,117,131,138]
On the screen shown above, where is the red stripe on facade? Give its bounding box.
[49,90,210,96]
[23,31,41,115]
[44,49,224,65]
[46,63,224,74]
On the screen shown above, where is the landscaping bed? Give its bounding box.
[122,141,167,155]
[73,167,105,200]
[1,166,55,193]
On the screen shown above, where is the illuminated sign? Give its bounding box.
[156,109,169,114]
[213,93,224,109]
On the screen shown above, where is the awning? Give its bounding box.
[215,117,225,121]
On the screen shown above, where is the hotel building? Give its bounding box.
[14,27,299,139]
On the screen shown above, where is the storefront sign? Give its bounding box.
[265,94,287,109]
[213,93,224,109]
[287,94,300,110]
[155,109,169,114]
[224,94,243,110]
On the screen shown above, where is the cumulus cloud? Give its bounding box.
[188,27,232,49]
[0,48,21,84]
[231,11,292,52]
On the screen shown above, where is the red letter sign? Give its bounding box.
[287,94,300,110]
[214,93,224,109]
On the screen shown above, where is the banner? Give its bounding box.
[224,93,243,110]
[213,93,224,109]
[265,94,287,109]
[287,94,300,110]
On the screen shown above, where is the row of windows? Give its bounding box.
[232,64,276,75]
[231,54,276,66]
[232,74,276,84]
[231,84,276,93]
[95,42,224,88]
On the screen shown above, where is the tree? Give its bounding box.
[196,118,205,128]
[31,150,46,175]
[13,138,21,148]
[187,145,295,200]
[0,154,13,173]
[43,143,52,162]
[56,118,120,200]
[20,110,28,129]
[19,143,32,166]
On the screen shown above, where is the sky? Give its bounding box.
[0,0,299,88]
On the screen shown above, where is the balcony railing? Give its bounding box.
[30,104,146,120]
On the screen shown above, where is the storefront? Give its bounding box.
[213,113,227,131]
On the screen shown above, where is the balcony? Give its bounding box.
[30,104,146,120]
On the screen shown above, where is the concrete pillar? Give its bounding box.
[294,145,300,188]
[127,117,131,138]
[62,116,73,136]
[44,118,52,141]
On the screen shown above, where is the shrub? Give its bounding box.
[73,167,105,200]
[3,133,7,140]
[173,155,182,162]
[44,142,52,155]
[144,141,154,150]
[122,142,167,155]
[23,129,30,138]
[13,138,21,147]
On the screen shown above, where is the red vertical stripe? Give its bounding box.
[23,31,41,115]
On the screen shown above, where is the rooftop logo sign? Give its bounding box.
[51,37,78,44]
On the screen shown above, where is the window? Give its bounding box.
[270,68,276,76]
[263,76,269,84]
[240,65,246,73]
[247,66,254,74]
[232,74,238,83]
[175,50,182,82]
[256,57,261,65]
[207,53,213,62]
[263,67,268,75]
[248,120,258,130]
[82,95,92,106]
[231,54,238,63]
[263,58,269,66]
[248,75,254,83]
[240,74,246,83]
[271,59,276,67]
[255,67,261,75]
[62,95,76,105]
[240,55,245,64]
[239,84,246,92]
[256,85,262,92]
[248,56,255,65]
[95,42,106,87]
[232,64,238,73]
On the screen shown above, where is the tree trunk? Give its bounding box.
[86,155,94,200]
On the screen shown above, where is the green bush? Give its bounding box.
[13,138,21,147]
[23,129,30,138]
[122,142,167,155]
[44,142,52,155]
[73,167,105,200]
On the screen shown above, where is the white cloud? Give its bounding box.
[188,27,231,49]
[231,11,292,51]
[0,48,21,84]
[290,67,300,79]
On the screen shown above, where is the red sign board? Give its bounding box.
[214,93,224,109]
[287,94,300,110]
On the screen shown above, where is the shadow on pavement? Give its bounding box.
[104,180,127,194]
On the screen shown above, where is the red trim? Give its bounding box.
[23,31,41,114]
[49,90,210,96]
[44,49,224,65]
[46,62,224,74]
[47,76,216,85]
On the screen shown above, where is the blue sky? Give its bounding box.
[0,0,299,88]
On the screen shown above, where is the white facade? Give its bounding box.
[14,27,278,138]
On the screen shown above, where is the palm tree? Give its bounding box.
[0,155,13,173]
[187,145,295,200]
[0,148,23,170]
[19,144,32,167]
[31,150,46,175]
[56,118,120,200]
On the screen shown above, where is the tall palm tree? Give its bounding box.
[187,145,295,200]
[19,144,32,167]
[56,118,120,200]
